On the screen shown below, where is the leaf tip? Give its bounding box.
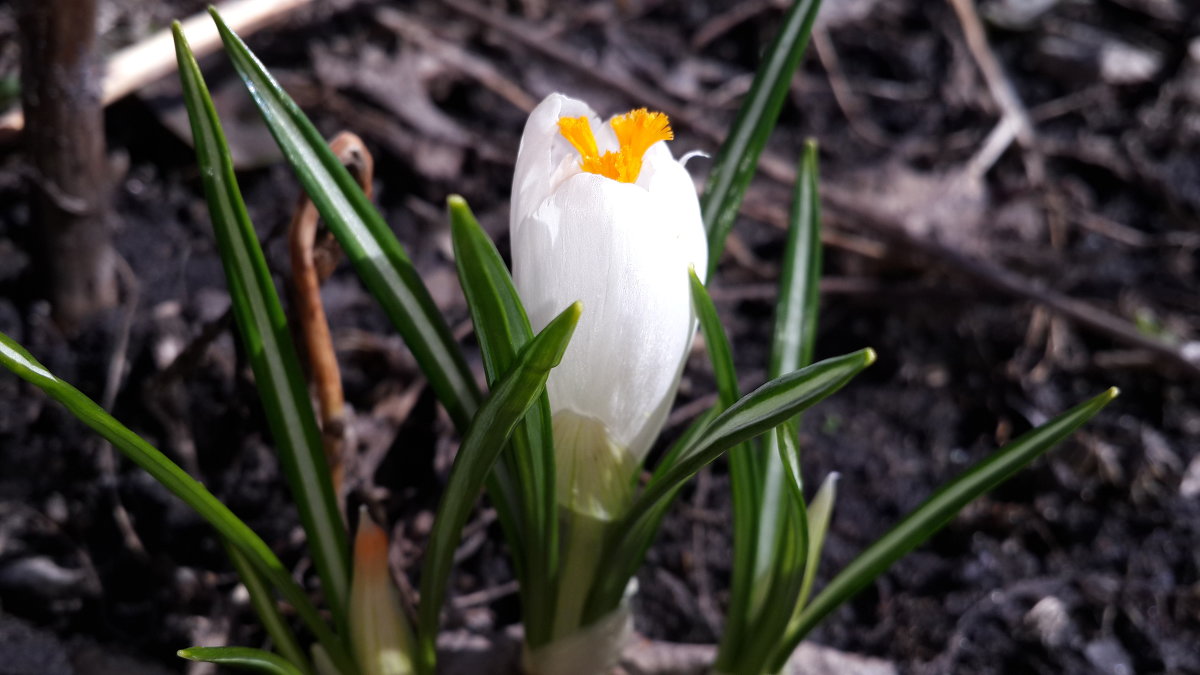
[1105,386,1120,400]
[207,6,230,37]
[170,20,189,55]
[554,301,583,351]
[177,649,199,661]
[862,347,877,367]
[532,301,583,369]
[567,299,583,322]
[447,194,468,210]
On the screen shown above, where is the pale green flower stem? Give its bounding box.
[551,506,611,640]
[535,411,638,666]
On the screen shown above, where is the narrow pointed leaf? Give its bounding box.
[796,471,837,612]
[225,543,309,673]
[416,303,581,675]
[310,645,342,675]
[754,141,823,594]
[588,349,874,615]
[736,423,809,675]
[702,0,822,276]
[174,24,350,629]
[689,269,740,409]
[448,195,557,647]
[209,8,479,429]
[179,647,306,675]
[0,332,348,670]
[649,407,722,486]
[781,387,1120,653]
[770,140,823,380]
[723,140,825,670]
[653,348,874,502]
[688,270,758,664]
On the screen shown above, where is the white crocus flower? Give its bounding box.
[511,93,707,522]
[511,92,706,675]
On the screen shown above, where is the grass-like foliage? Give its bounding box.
[0,3,1118,675]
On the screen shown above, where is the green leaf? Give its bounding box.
[415,303,581,675]
[796,471,838,613]
[720,140,824,671]
[174,24,350,632]
[771,140,822,380]
[689,269,741,410]
[587,348,874,617]
[688,270,759,663]
[701,0,823,277]
[755,141,822,575]
[735,423,810,675]
[0,331,349,671]
[209,8,479,430]
[225,543,309,673]
[649,407,722,486]
[653,349,873,503]
[447,195,558,647]
[179,647,306,675]
[779,387,1120,658]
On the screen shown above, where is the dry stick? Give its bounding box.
[819,183,1200,378]
[440,0,1200,379]
[374,8,538,114]
[690,0,774,50]
[142,308,233,478]
[453,579,521,610]
[946,0,1044,183]
[288,132,375,508]
[19,0,119,331]
[442,0,722,139]
[811,26,890,148]
[98,253,148,557]
[1,0,313,140]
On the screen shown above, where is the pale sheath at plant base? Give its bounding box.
[350,508,415,675]
[510,93,707,674]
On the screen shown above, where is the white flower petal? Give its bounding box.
[513,173,697,462]
[511,93,604,238]
[638,142,708,282]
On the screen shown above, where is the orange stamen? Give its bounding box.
[557,116,600,162]
[557,108,673,184]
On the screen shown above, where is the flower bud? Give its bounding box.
[510,93,707,516]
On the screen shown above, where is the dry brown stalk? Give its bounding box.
[287,132,375,505]
[18,0,119,331]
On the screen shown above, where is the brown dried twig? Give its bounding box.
[946,0,1044,183]
[374,8,538,114]
[288,131,374,505]
[1,0,313,141]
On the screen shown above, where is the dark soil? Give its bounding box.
[1,0,1198,674]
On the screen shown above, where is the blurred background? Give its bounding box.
[0,0,1197,673]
